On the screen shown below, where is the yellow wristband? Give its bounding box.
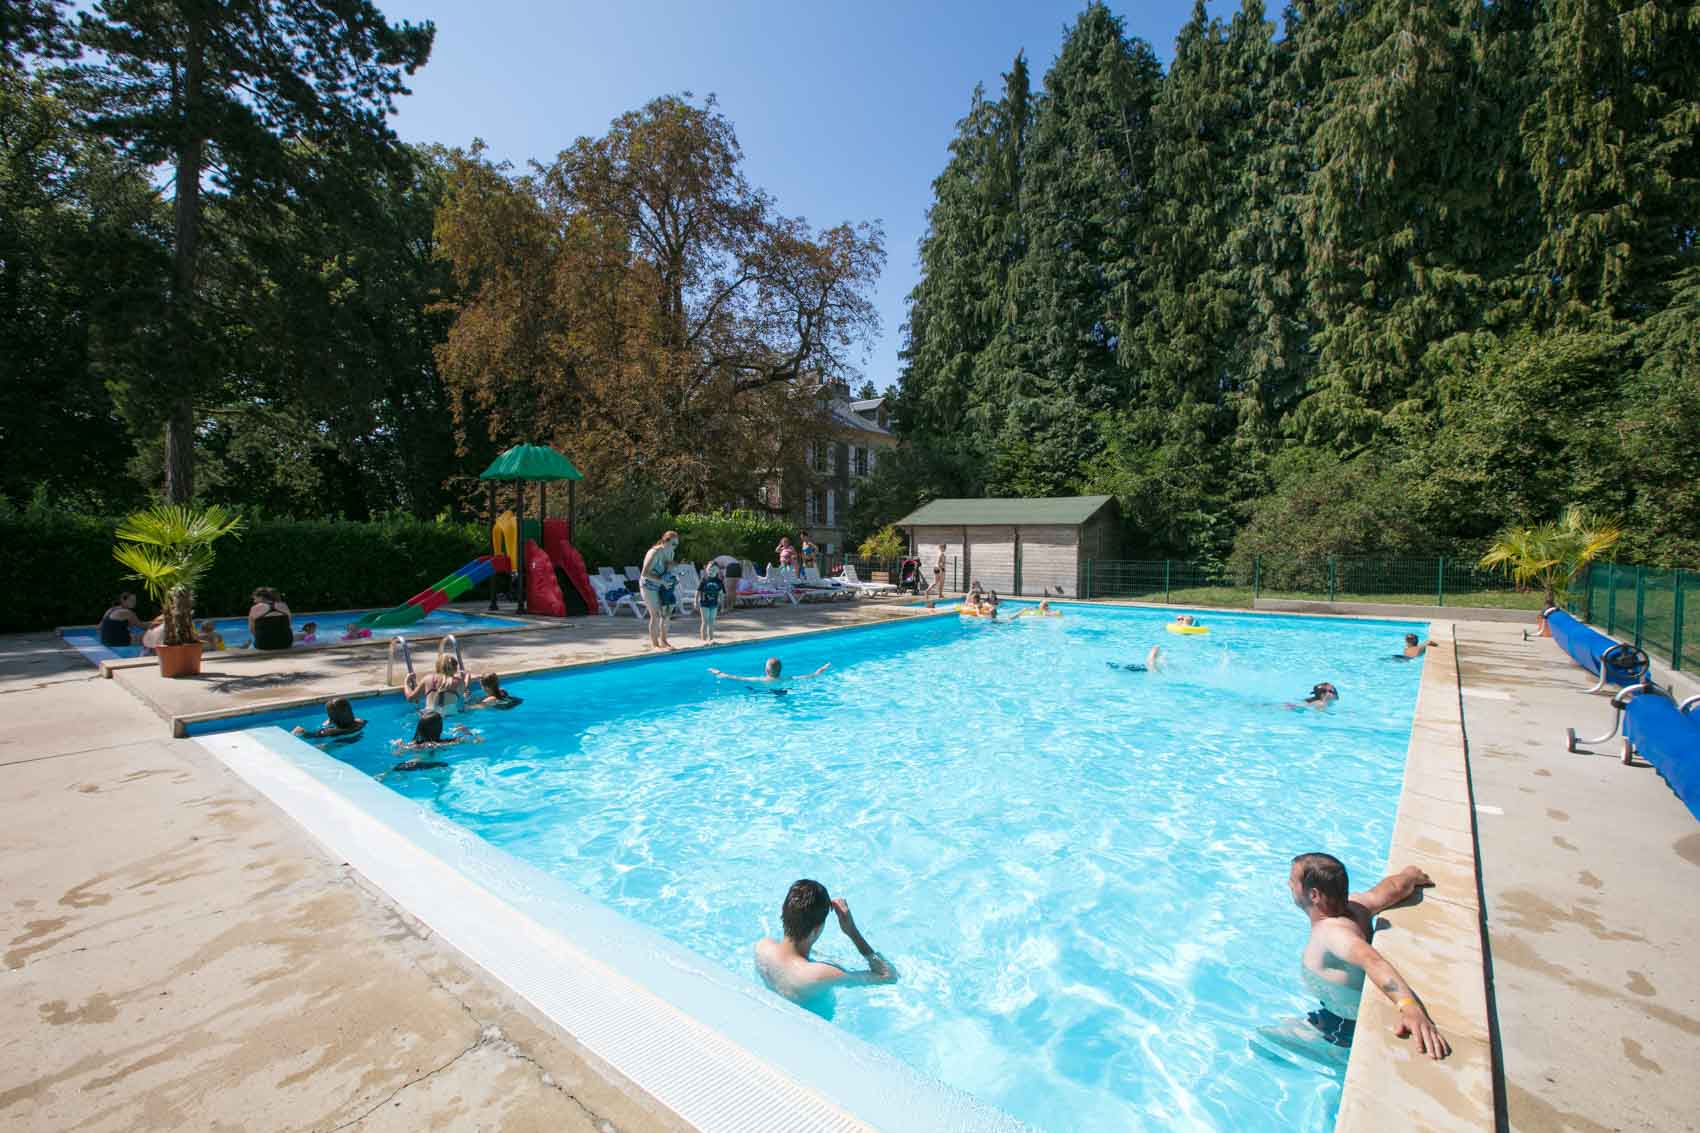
[1396,996,1417,1009]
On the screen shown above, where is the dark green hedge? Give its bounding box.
[3,506,802,633]
[1,510,485,633]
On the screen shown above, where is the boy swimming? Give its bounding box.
[753,880,896,1017]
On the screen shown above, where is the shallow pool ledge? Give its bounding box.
[195,727,1031,1133]
[1335,623,1496,1133]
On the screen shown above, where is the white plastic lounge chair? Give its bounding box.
[588,574,645,619]
[596,566,620,584]
[624,565,641,584]
[839,563,898,594]
[801,565,855,600]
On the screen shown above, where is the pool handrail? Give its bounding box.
[386,635,414,687]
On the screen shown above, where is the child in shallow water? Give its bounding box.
[292,696,367,739]
[468,672,522,710]
[300,621,318,643]
[389,703,480,770]
[196,620,225,651]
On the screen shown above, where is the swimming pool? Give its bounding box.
[220,603,1425,1131]
[62,606,522,665]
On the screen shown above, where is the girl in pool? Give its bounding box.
[389,701,480,770]
[196,620,226,651]
[468,672,522,710]
[1287,682,1340,711]
[292,696,367,739]
[404,652,471,712]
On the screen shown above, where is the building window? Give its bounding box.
[853,446,868,477]
[867,448,878,474]
[805,493,818,525]
[826,443,838,475]
[826,490,836,527]
[847,485,857,508]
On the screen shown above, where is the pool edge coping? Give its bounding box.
[1334,622,1496,1133]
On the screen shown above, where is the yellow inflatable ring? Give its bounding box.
[1165,623,1210,635]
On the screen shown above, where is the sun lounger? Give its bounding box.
[1544,607,1649,692]
[588,574,645,619]
[839,563,898,594]
[670,563,702,615]
[801,565,856,600]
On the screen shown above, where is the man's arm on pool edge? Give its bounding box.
[1350,865,1433,915]
[1330,929,1451,1060]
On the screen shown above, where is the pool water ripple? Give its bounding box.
[256,606,1424,1132]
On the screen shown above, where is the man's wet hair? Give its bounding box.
[1292,852,1349,902]
[781,879,831,941]
[1306,682,1339,702]
[1405,633,1420,646]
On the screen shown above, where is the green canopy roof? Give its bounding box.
[478,444,583,482]
[894,495,1115,527]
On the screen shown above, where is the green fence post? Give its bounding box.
[1436,557,1445,607]
[1583,564,1594,623]
[1253,555,1261,604]
[1086,559,1093,600]
[1633,566,1646,649]
[1605,565,1618,634]
[1164,559,1171,604]
[1673,570,1686,672]
[1328,557,1336,604]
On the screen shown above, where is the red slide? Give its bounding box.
[524,539,566,616]
[543,518,599,615]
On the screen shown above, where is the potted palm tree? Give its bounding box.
[113,505,245,677]
[1479,505,1621,635]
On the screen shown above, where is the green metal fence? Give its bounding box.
[1573,563,1694,673]
[1078,556,1546,611]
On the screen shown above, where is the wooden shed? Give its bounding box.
[894,496,1121,597]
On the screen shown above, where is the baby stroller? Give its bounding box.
[897,558,922,593]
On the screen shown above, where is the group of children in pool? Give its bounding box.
[290,647,523,771]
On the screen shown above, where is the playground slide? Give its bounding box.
[357,556,497,629]
[542,518,598,615]
[524,540,566,616]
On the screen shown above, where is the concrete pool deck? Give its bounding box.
[4,601,1697,1131]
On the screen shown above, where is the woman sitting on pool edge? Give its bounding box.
[292,696,366,740]
[97,592,146,647]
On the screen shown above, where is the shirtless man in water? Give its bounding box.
[755,880,897,1012]
[1288,852,1451,1058]
[708,657,830,690]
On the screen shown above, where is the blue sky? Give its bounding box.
[383,2,1233,393]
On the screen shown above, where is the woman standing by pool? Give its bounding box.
[641,531,680,650]
[248,587,293,650]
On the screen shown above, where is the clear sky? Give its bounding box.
[381,1,1233,394]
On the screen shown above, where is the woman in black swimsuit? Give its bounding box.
[248,587,294,650]
[97,592,144,647]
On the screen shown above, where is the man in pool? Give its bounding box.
[1288,852,1450,1058]
[1396,633,1438,659]
[754,879,896,1009]
[1288,682,1339,710]
[707,657,830,692]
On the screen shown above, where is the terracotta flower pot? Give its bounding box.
[156,641,204,678]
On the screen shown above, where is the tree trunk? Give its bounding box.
[165,585,195,647]
[164,16,207,504]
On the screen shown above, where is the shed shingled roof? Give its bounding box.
[894,496,1115,528]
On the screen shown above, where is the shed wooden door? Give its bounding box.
[914,530,965,591]
[1017,525,1078,597]
[965,526,1015,592]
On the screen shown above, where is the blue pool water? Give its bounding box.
[233,604,1426,1132]
[63,606,520,663]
